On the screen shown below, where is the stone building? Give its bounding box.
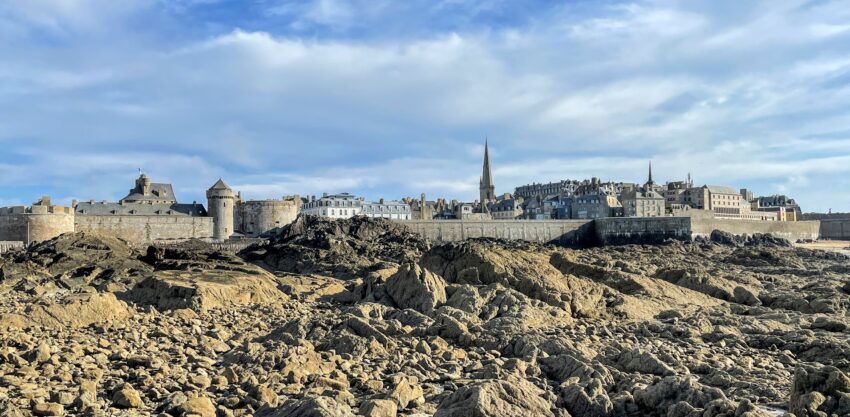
[0,197,75,245]
[302,193,363,219]
[362,199,412,220]
[488,197,524,220]
[621,163,665,217]
[514,180,580,201]
[571,178,623,219]
[751,195,802,221]
[234,195,301,236]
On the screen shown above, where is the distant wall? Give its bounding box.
[75,215,213,244]
[0,210,76,244]
[235,200,299,236]
[0,241,25,254]
[403,217,822,246]
[690,217,820,241]
[819,220,850,240]
[595,217,691,245]
[402,220,595,245]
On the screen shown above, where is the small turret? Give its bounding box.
[207,179,235,241]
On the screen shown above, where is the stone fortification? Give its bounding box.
[404,216,821,246]
[74,215,213,243]
[403,219,595,246]
[235,197,300,236]
[0,204,75,244]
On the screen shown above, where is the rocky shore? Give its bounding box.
[1,216,848,417]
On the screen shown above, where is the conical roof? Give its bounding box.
[208,178,231,191]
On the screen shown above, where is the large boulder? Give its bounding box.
[270,396,355,417]
[434,379,558,417]
[385,263,447,313]
[789,363,850,417]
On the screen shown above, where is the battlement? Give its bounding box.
[0,205,73,215]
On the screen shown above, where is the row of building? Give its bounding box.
[0,142,805,246]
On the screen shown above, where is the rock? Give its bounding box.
[25,293,133,328]
[634,376,726,414]
[732,286,761,306]
[790,364,850,417]
[270,396,355,417]
[112,384,143,408]
[559,378,613,417]
[359,399,398,417]
[179,395,217,417]
[614,348,675,376]
[385,263,447,313]
[32,403,64,416]
[387,376,424,409]
[434,379,557,417]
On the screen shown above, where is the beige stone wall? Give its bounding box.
[690,217,820,241]
[402,220,594,245]
[814,220,849,240]
[0,212,75,244]
[75,215,213,244]
[235,200,299,236]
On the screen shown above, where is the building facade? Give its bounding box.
[362,199,412,220]
[302,193,363,219]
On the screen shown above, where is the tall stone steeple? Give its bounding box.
[646,161,655,188]
[479,139,496,206]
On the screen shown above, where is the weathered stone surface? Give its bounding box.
[385,263,447,313]
[434,379,557,417]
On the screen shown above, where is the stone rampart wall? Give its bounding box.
[0,212,76,244]
[819,220,850,240]
[0,241,25,254]
[402,220,595,245]
[235,200,299,236]
[75,215,213,244]
[403,217,822,246]
[690,217,820,241]
[595,217,692,245]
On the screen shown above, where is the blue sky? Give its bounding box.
[1,0,849,212]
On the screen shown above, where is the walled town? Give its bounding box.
[0,145,849,417]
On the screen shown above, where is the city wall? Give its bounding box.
[594,217,691,245]
[814,220,850,240]
[236,200,299,236]
[689,217,820,241]
[403,220,595,246]
[0,206,75,244]
[402,217,821,246]
[75,216,214,244]
[0,241,25,254]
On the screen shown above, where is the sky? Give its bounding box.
[1,0,849,212]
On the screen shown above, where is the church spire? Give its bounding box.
[647,161,654,186]
[479,138,496,206]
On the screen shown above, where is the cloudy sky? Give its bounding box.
[1,0,849,212]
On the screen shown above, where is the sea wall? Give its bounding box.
[595,217,691,245]
[235,200,299,236]
[0,208,76,244]
[0,241,25,254]
[403,217,822,246]
[689,217,820,241]
[75,215,214,244]
[402,220,595,245]
[816,220,850,240]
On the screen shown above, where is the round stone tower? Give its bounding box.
[206,179,235,241]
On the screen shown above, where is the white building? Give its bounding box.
[302,193,363,219]
[302,193,411,220]
[362,199,411,220]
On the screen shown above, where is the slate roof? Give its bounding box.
[120,183,177,204]
[705,185,738,195]
[208,179,231,190]
[76,202,207,216]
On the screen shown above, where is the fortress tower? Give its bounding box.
[206,179,235,241]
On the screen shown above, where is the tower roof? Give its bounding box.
[481,139,493,189]
[208,178,231,191]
